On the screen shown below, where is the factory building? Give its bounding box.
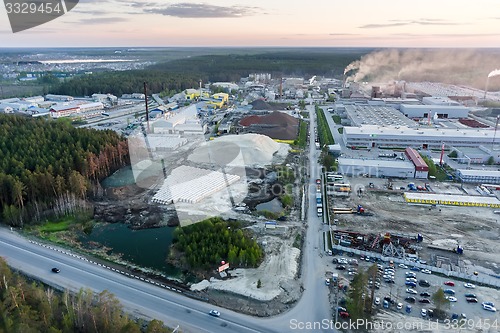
[23,96,45,104]
[400,104,469,119]
[79,102,104,112]
[451,145,500,165]
[405,147,429,179]
[45,94,74,102]
[456,169,500,184]
[92,93,117,104]
[337,158,415,179]
[421,96,461,106]
[344,104,417,127]
[121,93,145,99]
[404,192,500,208]
[49,104,80,118]
[343,125,497,149]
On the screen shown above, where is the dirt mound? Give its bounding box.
[250,99,273,110]
[239,111,299,140]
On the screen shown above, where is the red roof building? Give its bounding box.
[405,147,429,179]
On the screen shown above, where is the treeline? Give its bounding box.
[315,106,335,146]
[50,50,369,97]
[0,258,172,333]
[0,115,129,225]
[172,217,263,270]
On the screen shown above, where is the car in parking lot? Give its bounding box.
[428,309,434,318]
[419,280,430,287]
[405,272,416,278]
[466,298,478,303]
[399,263,408,269]
[446,296,457,302]
[482,304,497,312]
[444,281,455,286]
[405,305,412,313]
[374,297,380,305]
[419,299,431,304]
[209,310,221,317]
[325,278,330,286]
[51,267,60,273]
[337,306,347,313]
[339,311,350,318]
[464,293,476,298]
[397,302,403,310]
[464,283,476,289]
[421,269,432,274]
[406,288,418,294]
[405,281,417,287]
[410,267,420,271]
[406,278,417,283]
[443,289,455,295]
[383,300,389,309]
[482,302,495,307]
[336,265,346,270]
[420,292,431,297]
[405,296,416,303]
[421,309,427,317]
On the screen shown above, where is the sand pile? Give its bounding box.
[188,133,289,167]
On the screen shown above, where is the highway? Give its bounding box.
[0,229,279,333]
[0,104,335,332]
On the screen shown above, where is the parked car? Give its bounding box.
[410,267,420,271]
[464,293,476,298]
[383,300,389,309]
[397,302,403,310]
[405,281,417,287]
[419,280,430,287]
[421,309,427,317]
[336,265,346,270]
[405,297,416,303]
[337,306,347,313]
[482,304,497,312]
[466,298,478,303]
[374,297,380,305]
[446,296,457,302]
[464,283,476,289]
[451,313,459,320]
[443,289,455,295]
[444,281,455,286]
[405,272,416,278]
[428,309,434,318]
[339,311,350,318]
[405,305,412,313]
[421,269,432,274]
[406,288,418,294]
[399,263,408,269]
[419,299,431,304]
[420,292,431,297]
[209,310,221,317]
[325,278,330,286]
[482,302,495,307]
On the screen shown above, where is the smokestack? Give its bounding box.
[279,78,283,100]
[428,111,431,126]
[144,81,149,133]
[440,142,445,166]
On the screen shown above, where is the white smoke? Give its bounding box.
[488,69,500,78]
[343,49,500,90]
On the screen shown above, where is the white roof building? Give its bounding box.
[343,125,498,149]
[337,157,415,178]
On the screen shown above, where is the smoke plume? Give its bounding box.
[488,69,500,78]
[344,49,500,90]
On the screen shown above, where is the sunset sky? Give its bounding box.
[1,0,500,47]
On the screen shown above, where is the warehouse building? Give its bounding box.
[451,145,500,165]
[405,147,429,179]
[0,105,14,113]
[338,158,415,179]
[45,94,74,102]
[343,125,497,149]
[400,104,470,119]
[404,192,500,208]
[456,169,500,184]
[345,104,417,127]
[49,104,80,118]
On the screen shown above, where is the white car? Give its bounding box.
[446,296,457,302]
[406,288,418,294]
[421,269,432,274]
[421,309,427,317]
[482,304,497,312]
[399,263,408,268]
[374,297,380,305]
[397,302,403,310]
[464,283,476,289]
[209,310,221,317]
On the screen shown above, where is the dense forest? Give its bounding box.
[0,258,172,333]
[0,115,129,225]
[172,217,263,270]
[50,50,369,97]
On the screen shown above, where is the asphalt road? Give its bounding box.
[0,229,279,333]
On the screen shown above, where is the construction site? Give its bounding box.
[326,176,500,279]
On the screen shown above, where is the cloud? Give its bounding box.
[359,19,464,29]
[144,3,261,18]
[329,33,361,36]
[76,17,130,24]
